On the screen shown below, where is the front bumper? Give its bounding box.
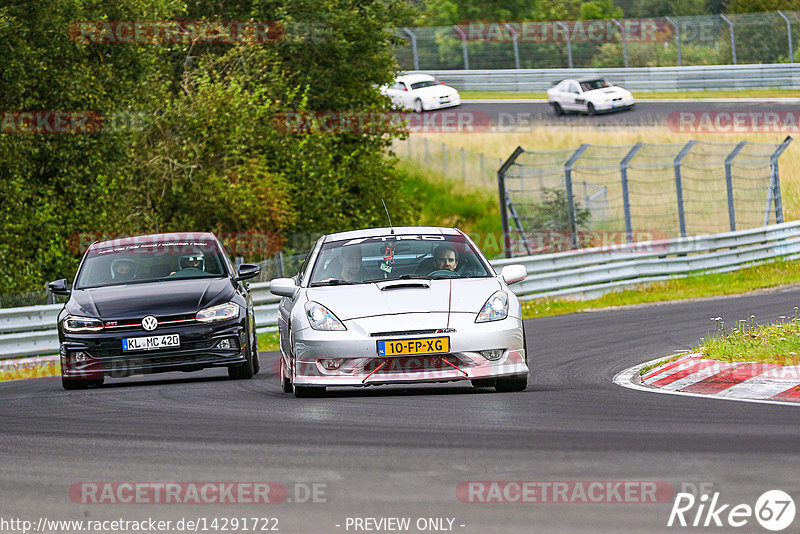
[60,320,248,379]
[290,312,527,387]
[425,94,461,110]
[594,97,635,112]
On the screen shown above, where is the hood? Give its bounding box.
[586,87,630,97]
[66,277,234,319]
[414,85,458,97]
[306,278,501,321]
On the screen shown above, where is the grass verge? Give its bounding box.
[258,330,280,352]
[459,89,800,100]
[694,313,800,366]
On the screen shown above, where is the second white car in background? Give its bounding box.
[547,78,635,115]
[381,74,461,112]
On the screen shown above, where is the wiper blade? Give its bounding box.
[310,279,357,287]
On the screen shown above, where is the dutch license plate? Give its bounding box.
[122,334,180,352]
[377,337,449,356]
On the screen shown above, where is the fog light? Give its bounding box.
[480,349,504,361]
[321,359,342,370]
[71,351,89,363]
[217,338,232,349]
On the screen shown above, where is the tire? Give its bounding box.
[251,326,260,375]
[586,102,596,116]
[62,375,103,390]
[413,99,423,113]
[552,102,564,116]
[293,385,326,398]
[228,325,255,379]
[495,373,528,392]
[280,357,293,393]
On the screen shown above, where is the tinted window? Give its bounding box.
[580,79,612,91]
[76,239,228,288]
[308,234,491,285]
[410,80,438,90]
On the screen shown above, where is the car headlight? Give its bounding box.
[476,291,508,323]
[63,316,104,333]
[196,302,239,322]
[305,302,346,331]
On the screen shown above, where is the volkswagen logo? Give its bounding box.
[141,316,158,331]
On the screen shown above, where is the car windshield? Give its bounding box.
[75,239,228,288]
[410,80,438,90]
[308,233,492,286]
[580,79,612,91]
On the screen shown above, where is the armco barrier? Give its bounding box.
[415,64,800,92]
[2,220,799,360]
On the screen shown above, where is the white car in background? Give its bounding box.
[547,78,635,115]
[381,74,461,113]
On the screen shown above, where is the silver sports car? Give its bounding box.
[270,227,529,397]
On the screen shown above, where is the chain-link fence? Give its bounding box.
[395,11,800,71]
[498,137,793,257]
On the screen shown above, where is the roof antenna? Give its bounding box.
[381,199,395,234]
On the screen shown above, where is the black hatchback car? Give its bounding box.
[49,233,261,389]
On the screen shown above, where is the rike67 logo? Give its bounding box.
[668,490,796,531]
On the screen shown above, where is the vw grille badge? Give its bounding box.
[142,315,158,331]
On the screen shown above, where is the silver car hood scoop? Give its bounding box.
[378,280,430,291]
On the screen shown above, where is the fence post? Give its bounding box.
[721,14,736,65]
[498,146,526,258]
[665,16,681,66]
[778,11,793,64]
[556,22,573,68]
[504,23,521,69]
[620,142,643,243]
[564,144,590,249]
[453,25,470,69]
[770,136,793,225]
[724,141,748,232]
[674,140,697,238]
[612,19,629,68]
[402,28,420,70]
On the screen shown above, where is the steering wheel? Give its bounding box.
[427,269,460,278]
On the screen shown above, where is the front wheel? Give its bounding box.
[552,102,564,116]
[495,373,527,392]
[586,102,596,116]
[413,99,423,113]
[228,326,255,379]
[280,357,293,393]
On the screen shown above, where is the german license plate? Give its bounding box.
[122,334,180,351]
[377,337,449,356]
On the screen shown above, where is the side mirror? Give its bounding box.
[235,263,260,281]
[48,279,70,296]
[270,278,299,298]
[500,265,527,285]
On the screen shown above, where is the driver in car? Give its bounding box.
[111,258,136,281]
[432,244,458,272]
[171,254,204,275]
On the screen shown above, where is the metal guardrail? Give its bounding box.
[2,220,799,360]
[415,64,800,92]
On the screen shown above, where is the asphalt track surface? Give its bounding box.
[449,101,800,130]
[3,287,800,533]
